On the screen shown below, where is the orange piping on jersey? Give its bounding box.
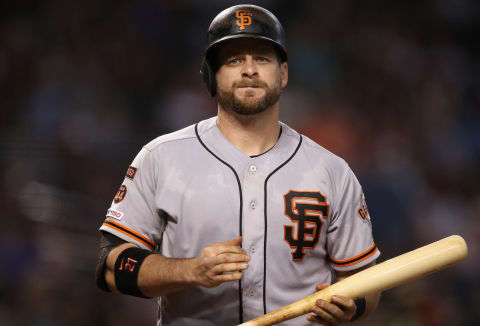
[329,243,378,267]
[102,219,156,251]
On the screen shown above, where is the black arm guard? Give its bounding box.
[95,231,128,292]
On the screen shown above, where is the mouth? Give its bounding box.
[236,85,266,92]
[238,86,259,89]
[234,81,266,89]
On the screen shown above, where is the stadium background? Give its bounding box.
[1,1,479,325]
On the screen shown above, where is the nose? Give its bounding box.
[241,55,258,78]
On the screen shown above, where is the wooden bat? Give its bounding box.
[239,235,468,326]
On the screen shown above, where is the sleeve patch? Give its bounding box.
[106,208,124,221]
[114,185,127,203]
[357,192,371,222]
[126,166,137,180]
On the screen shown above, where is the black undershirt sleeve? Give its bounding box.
[95,231,128,292]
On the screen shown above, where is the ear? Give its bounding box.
[280,62,288,88]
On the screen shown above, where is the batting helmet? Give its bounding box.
[200,4,287,97]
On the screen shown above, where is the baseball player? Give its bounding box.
[96,4,381,325]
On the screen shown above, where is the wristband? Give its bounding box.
[352,297,366,321]
[114,247,153,298]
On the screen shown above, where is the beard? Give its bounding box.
[216,76,282,116]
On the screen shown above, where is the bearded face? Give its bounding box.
[216,73,283,115]
[214,38,288,116]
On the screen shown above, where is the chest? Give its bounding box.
[154,154,334,261]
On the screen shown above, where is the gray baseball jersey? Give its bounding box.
[100,116,380,325]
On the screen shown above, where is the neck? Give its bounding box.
[217,104,280,157]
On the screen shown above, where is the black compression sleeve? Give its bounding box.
[95,232,128,292]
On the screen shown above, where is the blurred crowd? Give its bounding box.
[1,1,479,325]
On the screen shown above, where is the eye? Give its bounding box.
[256,56,269,63]
[228,58,240,65]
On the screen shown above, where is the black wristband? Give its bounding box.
[114,247,153,298]
[352,297,366,321]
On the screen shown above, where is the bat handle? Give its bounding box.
[238,288,333,326]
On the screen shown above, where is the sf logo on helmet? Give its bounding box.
[235,9,252,30]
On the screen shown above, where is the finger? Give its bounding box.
[203,254,249,270]
[331,295,356,314]
[317,299,345,317]
[311,300,342,324]
[220,236,242,246]
[212,272,243,283]
[207,253,250,266]
[315,283,329,291]
[306,314,333,325]
[211,262,248,274]
[212,243,248,255]
[218,253,250,263]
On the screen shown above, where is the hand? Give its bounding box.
[190,236,250,288]
[307,283,356,325]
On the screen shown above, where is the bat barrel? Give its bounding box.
[239,235,468,326]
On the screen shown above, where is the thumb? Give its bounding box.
[222,236,242,246]
[316,283,330,292]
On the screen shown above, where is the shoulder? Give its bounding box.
[301,134,349,170]
[280,123,353,195]
[280,122,349,173]
[293,130,359,203]
[143,117,217,153]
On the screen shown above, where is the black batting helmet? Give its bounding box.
[200,4,287,97]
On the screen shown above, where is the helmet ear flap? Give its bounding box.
[200,58,217,97]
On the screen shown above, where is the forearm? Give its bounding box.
[102,236,249,298]
[105,244,196,297]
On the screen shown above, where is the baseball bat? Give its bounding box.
[239,235,468,326]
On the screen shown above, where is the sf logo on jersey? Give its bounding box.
[284,191,329,261]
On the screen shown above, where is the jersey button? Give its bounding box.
[250,246,256,253]
[249,289,255,296]
[249,164,257,172]
[250,201,256,209]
